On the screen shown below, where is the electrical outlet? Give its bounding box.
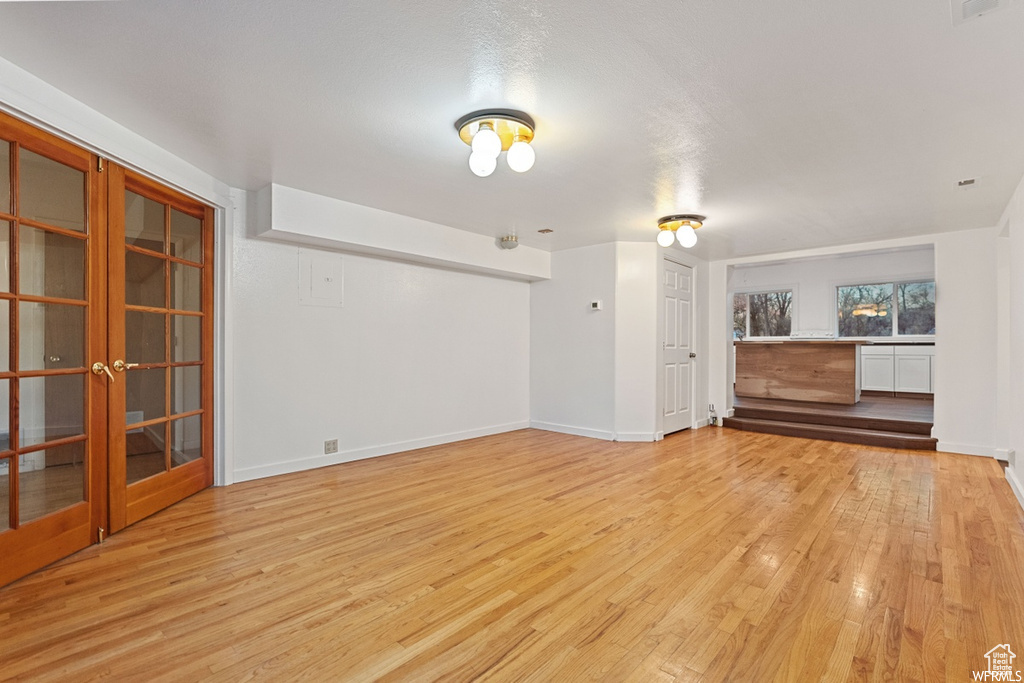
[324,439,339,454]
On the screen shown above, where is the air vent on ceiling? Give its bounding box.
[957,178,977,187]
[952,0,1008,25]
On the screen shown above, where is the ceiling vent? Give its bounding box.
[952,0,1008,25]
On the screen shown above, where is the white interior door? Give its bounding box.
[663,258,693,434]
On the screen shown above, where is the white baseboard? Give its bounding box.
[935,441,1000,458]
[1007,466,1024,512]
[233,421,529,483]
[996,448,1015,463]
[529,421,616,441]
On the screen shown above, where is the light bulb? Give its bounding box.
[471,124,501,158]
[677,225,698,248]
[507,139,535,172]
[656,229,676,247]
[469,151,497,177]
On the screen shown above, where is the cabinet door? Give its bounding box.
[862,355,895,391]
[895,356,931,393]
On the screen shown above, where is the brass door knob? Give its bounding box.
[112,359,139,372]
[91,362,115,382]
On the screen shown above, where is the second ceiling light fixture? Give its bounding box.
[456,109,536,177]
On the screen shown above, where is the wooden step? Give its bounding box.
[722,416,938,450]
[732,405,932,435]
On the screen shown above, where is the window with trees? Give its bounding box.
[733,290,793,339]
[836,280,935,337]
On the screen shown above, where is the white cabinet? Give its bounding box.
[895,345,934,393]
[861,346,895,391]
[860,344,935,394]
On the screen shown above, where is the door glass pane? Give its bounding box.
[172,315,201,362]
[18,443,85,524]
[0,141,10,214]
[126,311,166,364]
[126,367,166,422]
[171,415,201,468]
[172,366,201,415]
[124,191,165,253]
[19,149,85,232]
[0,300,8,373]
[18,301,85,371]
[127,422,165,485]
[20,374,85,447]
[0,457,9,531]
[0,221,10,293]
[171,262,200,311]
[19,226,86,300]
[170,209,202,263]
[0,379,9,451]
[125,250,165,308]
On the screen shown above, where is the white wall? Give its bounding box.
[932,228,999,455]
[232,196,531,481]
[614,242,659,441]
[728,246,935,335]
[530,244,617,439]
[531,241,711,441]
[999,172,1024,508]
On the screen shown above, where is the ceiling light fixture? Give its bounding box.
[656,214,705,248]
[456,109,536,177]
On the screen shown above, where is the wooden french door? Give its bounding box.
[105,165,214,533]
[0,112,214,587]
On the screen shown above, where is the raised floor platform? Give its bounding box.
[723,394,937,450]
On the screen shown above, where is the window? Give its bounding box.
[896,281,936,335]
[733,290,792,339]
[836,280,934,338]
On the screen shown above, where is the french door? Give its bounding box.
[0,112,214,587]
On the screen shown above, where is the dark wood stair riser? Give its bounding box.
[732,406,932,436]
[722,417,938,451]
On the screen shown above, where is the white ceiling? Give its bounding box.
[1,0,1022,259]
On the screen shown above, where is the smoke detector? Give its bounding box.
[951,0,1008,25]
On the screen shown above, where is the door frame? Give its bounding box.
[657,254,697,438]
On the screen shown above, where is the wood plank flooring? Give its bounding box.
[2,428,1023,681]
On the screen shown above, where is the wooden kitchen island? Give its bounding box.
[734,340,862,405]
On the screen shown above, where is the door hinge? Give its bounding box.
[97,157,104,173]
[98,527,106,543]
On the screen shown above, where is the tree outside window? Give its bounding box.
[734,290,792,339]
[897,281,935,335]
[837,280,935,337]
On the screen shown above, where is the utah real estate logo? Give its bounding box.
[973,644,1022,681]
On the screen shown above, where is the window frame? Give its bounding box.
[834,278,935,340]
[733,288,796,340]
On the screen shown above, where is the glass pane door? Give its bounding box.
[0,113,105,587]
[107,165,213,532]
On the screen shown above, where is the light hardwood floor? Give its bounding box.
[2,428,1023,681]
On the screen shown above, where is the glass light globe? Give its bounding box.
[469,151,497,177]
[656,229,676,247]
[507,140,536,172]
[677,225,698,248]
[471,124,502,158]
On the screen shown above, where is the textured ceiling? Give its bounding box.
[0,0,1022,259]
